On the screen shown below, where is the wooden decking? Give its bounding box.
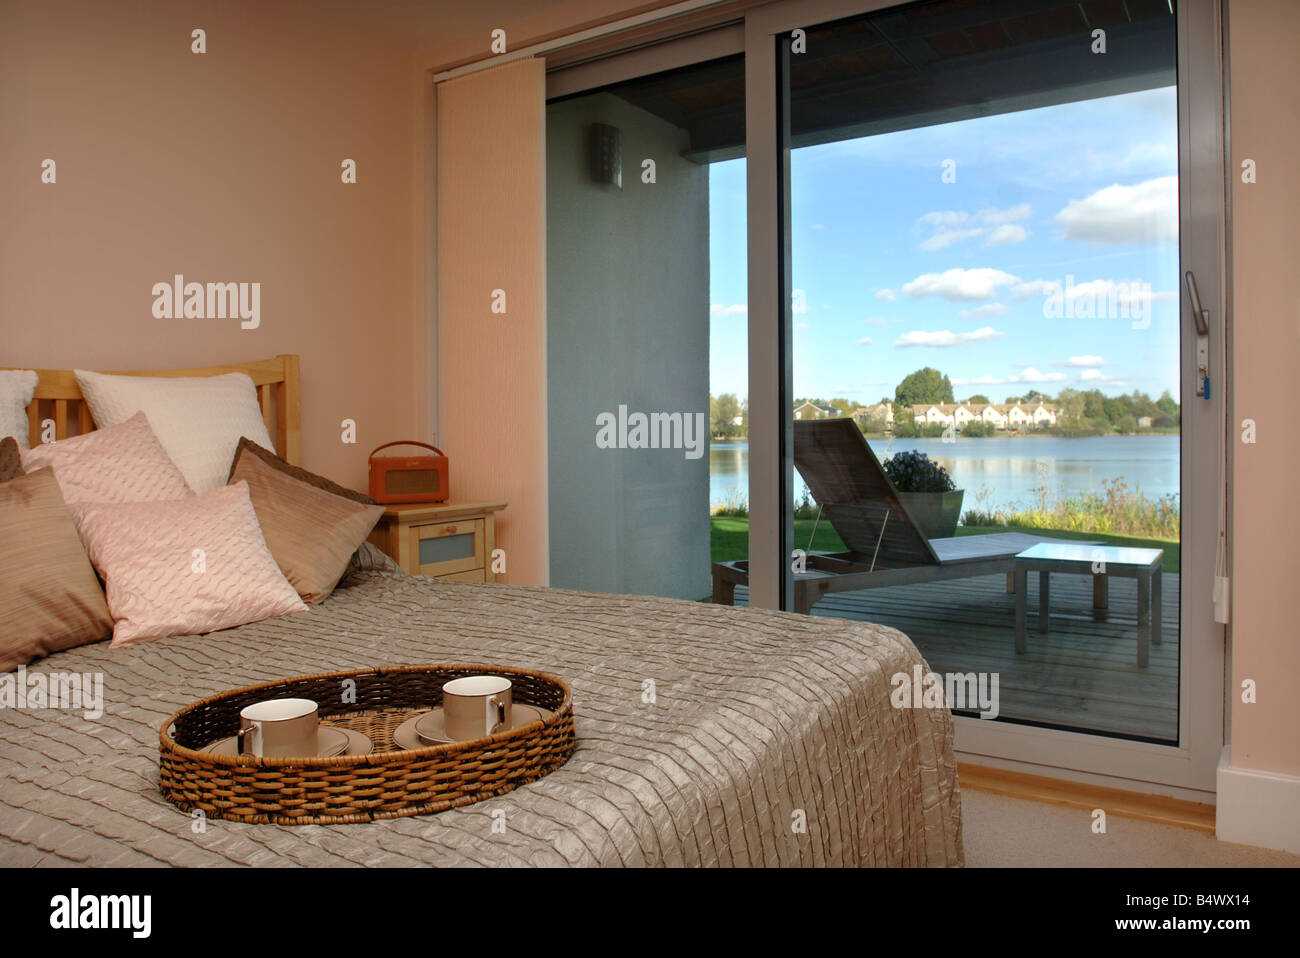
[733,571,1180,742]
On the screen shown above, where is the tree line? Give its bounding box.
[712,365,1180,439]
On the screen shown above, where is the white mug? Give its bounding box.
[237,698,319,758]
[442,676,512,741]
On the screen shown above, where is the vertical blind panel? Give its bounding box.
[437,58,548,586]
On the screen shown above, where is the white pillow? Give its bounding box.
[75,370,276,494]
[0,369,38,449]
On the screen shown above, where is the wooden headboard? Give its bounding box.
[3,354,301,465]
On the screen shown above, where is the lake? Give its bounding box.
[710,435,1180,512]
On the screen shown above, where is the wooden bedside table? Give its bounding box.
[367,501,507,581]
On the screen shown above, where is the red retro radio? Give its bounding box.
[368,441,450,504]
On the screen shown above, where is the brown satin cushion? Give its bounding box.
[227,436,376,505]
[0,436,22,481]
[0,468,113,670]
[228,445,383,604]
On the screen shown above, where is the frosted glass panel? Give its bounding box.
[419,533,475,566]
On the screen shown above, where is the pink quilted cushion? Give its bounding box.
[72,481,308,647]
[21,410,192,504]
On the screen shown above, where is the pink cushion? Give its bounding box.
[21,411,192,504]
[72,481,307,647]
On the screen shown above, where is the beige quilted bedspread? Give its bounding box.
[0,562,962,866]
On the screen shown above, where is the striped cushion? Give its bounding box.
[0,468,113,670]
[227,436,376,505]
[229,446,383,604]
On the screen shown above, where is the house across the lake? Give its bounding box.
[793,401,844,420]
[909,400,1059,430]
[853,402,895,430]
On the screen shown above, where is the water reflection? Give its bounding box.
[710,436,1179,512]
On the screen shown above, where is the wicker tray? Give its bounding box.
[158,664,575,825]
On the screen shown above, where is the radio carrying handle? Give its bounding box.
[369,441,447,460]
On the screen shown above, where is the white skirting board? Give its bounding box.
[1216,747,1300,853]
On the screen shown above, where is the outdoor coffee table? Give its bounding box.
[1014,543,1164,668]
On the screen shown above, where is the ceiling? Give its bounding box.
[597,0,1177,162]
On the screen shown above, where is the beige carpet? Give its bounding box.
[962,789,1300,867]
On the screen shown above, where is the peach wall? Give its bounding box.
[436,60,549,586]
[0,0,680,497]
[1227,0,1300,777]
[0,0,421,492]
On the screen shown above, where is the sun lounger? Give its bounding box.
[711,418,1095,613]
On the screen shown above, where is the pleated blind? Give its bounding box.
[436,58,548,586]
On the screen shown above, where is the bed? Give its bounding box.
[0,357,962,867]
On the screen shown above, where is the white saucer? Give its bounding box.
[201,725,372,758]
[392,704,550,750]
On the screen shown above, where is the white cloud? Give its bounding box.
[1010,279,1057,299]
[864,316,888,327]
[918,210,969,227]
[985,223,1030,246]
[1080,369,1103,380]
[920,227,977,250]
[710,303,747,318]
[1053,355,1107,368]
[978,203,1032,225]
[902,268,1020,302]
[959,303,1008,318]
[855,336,874,346]
[1019,367,1067,383]
[920,227,985,251]
[875,289,897,302]
[915,205,1032,250]
[1055,175,1178,245]
[893,326,1006,348]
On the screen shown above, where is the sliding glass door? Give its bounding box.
[749,0,1225,793]
[785,3,1183,745]
[545,0,1224,794]
[545,53,746,600]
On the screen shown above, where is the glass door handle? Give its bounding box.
[1185,270,1211,398]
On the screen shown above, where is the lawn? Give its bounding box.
[710,516,1180,574]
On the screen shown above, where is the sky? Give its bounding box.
[708,85,1182,406]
